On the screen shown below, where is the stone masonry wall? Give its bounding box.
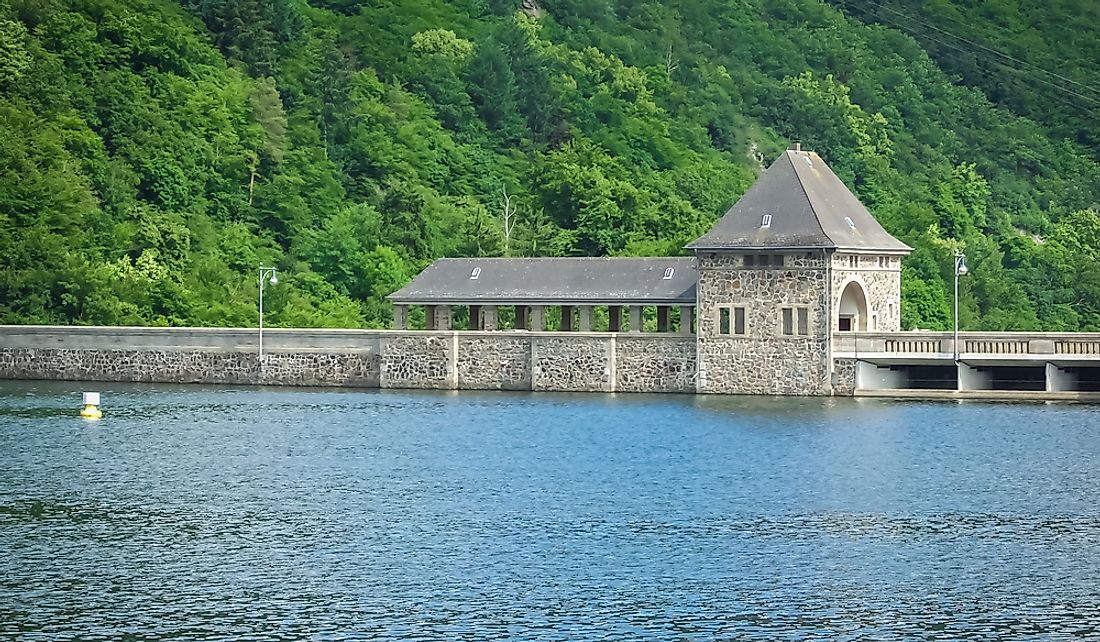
[0,348,380,386]
[616,336,696,393]
[0,327,705,395]
[380,334,453,389]
[457,335,531,390]
[696,252,832,395]
[832,357,857,396]
[832,254,902,332]
[532,336,611,392]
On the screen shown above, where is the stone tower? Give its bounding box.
[687,144,911,395]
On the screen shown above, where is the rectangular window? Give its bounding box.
[773,255,784,267]
[780,307,810,336]
[734,307,746,335]
[848,255,858,268]
[719,307,731,335]
[744,255,755,268]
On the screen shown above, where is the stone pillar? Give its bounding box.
[657,306,669,333]
[608,306,622,332]
[561,305,574,331]
[629,306,642,333]
[392,304,408,330]
[469,305,481,330]
[678,306,694,335]
[579,306,593,332]
[425,305,436,330]
[515,305,527,330]
[434,305,453,331]
[482,305,498,331]
[529,305,545,331]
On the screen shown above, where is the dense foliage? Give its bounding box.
[1,0,1098,330]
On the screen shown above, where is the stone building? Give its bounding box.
[687,144,911,394]
[389,144,911,395]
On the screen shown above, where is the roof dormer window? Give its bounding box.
[761,214,772,228]
[844,216,856,230]
[662,267,675,280]
[470,267,481,280]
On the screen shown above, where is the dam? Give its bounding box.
[3,324,1100,401]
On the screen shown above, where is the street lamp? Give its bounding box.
[953,250,968,362]
[258,265,278,365]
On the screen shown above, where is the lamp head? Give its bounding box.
[269,272,278,286]
[957,255,968,275]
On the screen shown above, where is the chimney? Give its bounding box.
[790,141,801,152]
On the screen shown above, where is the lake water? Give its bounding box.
[1,381,1099,640]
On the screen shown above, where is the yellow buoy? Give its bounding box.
[80,392,102,420]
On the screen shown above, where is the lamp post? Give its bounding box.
[953,250,968,363]
[258,266,278,365]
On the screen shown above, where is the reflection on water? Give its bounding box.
[2,380,1099,640]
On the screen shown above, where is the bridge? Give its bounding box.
[834,332,1100,400]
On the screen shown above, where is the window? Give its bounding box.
[663,267,675,280]
[773,254,784,267]
[761,214,772,228]
[470,267,481,279]
[744,255,755,268]
[781,307,810,336]
[718,307,747,336]
[848,255,858,268]
[844,216,856,230]
[878,256,889,268]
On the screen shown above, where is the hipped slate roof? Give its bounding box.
[687,150,912,253]
[388,258,697,305]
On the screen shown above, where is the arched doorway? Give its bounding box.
[838,281,869,332]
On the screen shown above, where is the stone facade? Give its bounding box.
[831,253,903,332]
[0,328,697,395]
[0,348,380,387]
[532,336,611,392]
[832,357,857,396]
[380,334,453,389]
[696,252,832,395]
[616,336,696,393]
[457,335,530,390]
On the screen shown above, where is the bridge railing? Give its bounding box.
[833,332,1100,358]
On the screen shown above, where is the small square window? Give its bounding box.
[744,255,755,268]
[663,267,675,279]
[761,214,772,228]
[773,255,784,267]
[470,267,481,279]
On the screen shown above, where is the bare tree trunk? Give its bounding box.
[501,184,516,257]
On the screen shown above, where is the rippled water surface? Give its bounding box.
[2,381,1100,640]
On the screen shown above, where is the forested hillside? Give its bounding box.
[1,0,1099,330]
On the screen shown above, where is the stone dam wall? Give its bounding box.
[0,326,698,394]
